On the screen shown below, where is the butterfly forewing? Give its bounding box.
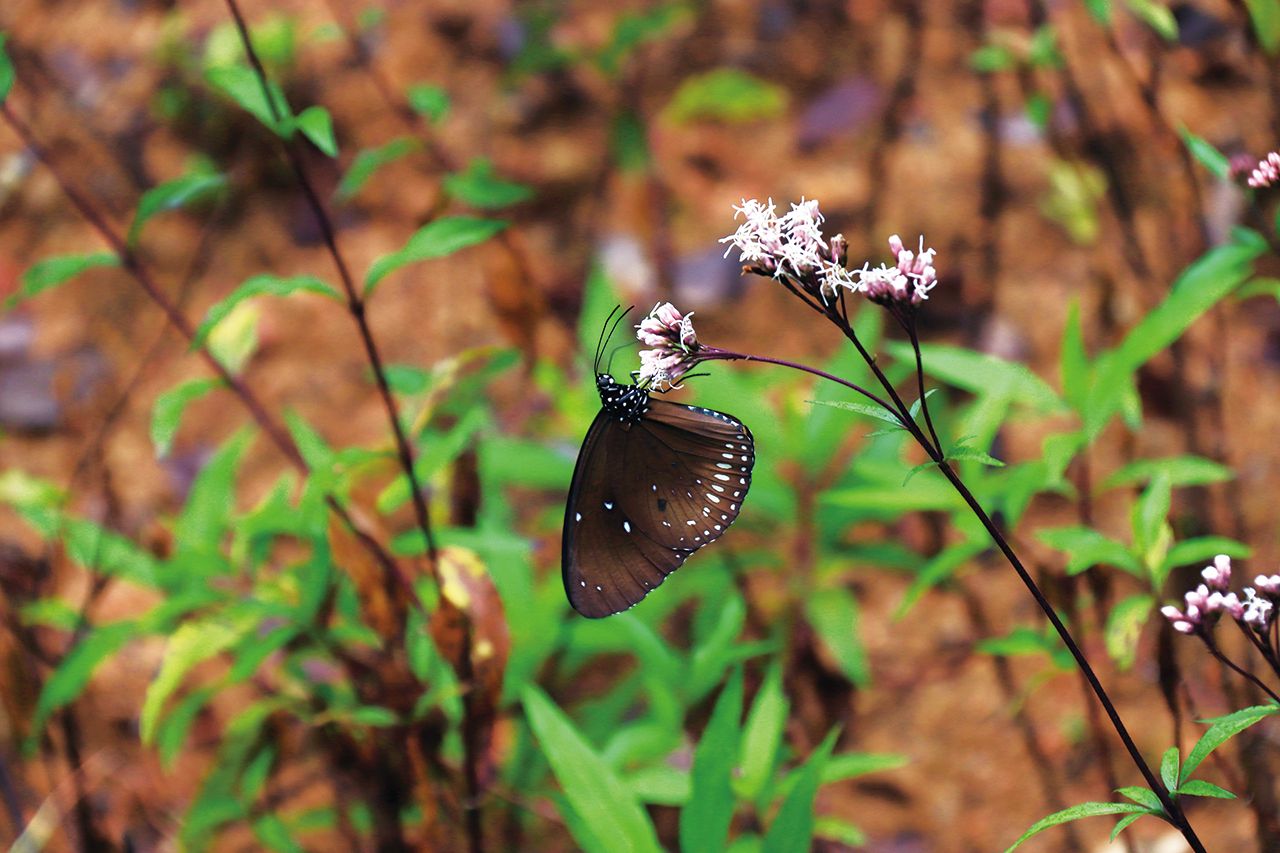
[563,397,755,618]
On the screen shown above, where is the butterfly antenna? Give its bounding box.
[593,305,622,375]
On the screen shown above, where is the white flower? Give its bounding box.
[635,302,700,390]
[1201,554,1232,592]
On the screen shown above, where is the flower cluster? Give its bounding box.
[855,234,938,306]
[720,198,937,309]
[1247,151,1280,189]
[635,302,700,390]
[1161,555,1279,636]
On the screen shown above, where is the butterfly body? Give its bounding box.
[563,373,754,618]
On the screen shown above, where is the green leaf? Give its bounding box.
[364,216,508,296]
[665,68,787,124]
[348,706,399,727]
[254,814,304,853]
[1175,779,1236,799]
[295,105,337,156]
[192,274,340,348]
[1116,786,1164,811]
[1132,472,1171,556]
[155,686,217,768]
[207,300,260,375]
[522,686,662,853]
[1110,812,1143,840]
[1036,526,1143,578]
[406,83,449,123]
[1003,802,1150,852]
[1161,536,1251,581]
[736,662,788,802]
[902,459,939,486]
[31,622,136,740]
[1181,704,1280,782]
[141,619,245,745]
[1085,0,1114,25]
[0,34,14,104]
[807,398,902,427]
[970,44,1015,73]
[886,343,1065,413]
[1159,747,1180,793]
[1104,594,1154,671]
[376,407,487,514]
[8,252,119,308]
[1060,302,1090,411]
[1125,0,1178,41]
[1086,238,1262,437]
[610,110,650,172]
[814,816,866,847]
[680,667,743,853]
[129,171,227,247]
[335,137,420,201]
[1244,0,1280,54]
[151,378,221,458]
[173,429,252,554]
[804,588,869,687]
[762,728,838,853]
[1179,128,1231,180]
[947,446,1005,467]
[206,65,291,135]
[443,158,534,209]
[1102,455,1233,490]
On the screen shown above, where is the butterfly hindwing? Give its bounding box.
[563,397,754,618]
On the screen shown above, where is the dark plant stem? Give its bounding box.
[1202,635,1280,704]
[222,0,439,566]
[1235,623,1280,683]
[698,348,898,419]
[718,315,1205,850]
[905,320,943,452]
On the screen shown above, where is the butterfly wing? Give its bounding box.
[563,400,755,618]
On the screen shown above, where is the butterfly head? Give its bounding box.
[596,374,650,425]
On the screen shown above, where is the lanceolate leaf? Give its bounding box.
[1181,704,1280,783]
[295,105,337,157]
[151,377,222,458]
[206,65,291,135]
[522,686,662,853]
[335,137,420,201]
[680,667,743,853]
[364,216,508,296]
[192,274,340,348]
[8,253,119,308]
[129,171,227,246]
[0,34,15,104]
[30,621,136,744]
[762,728,838,853]
[736,663,788,802]
[1003,802,1150,852]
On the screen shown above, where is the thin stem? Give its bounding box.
[1203,635,1280,704]
[906,321,944,453]
[699,347,900,421]
[222,0,440,566]
[1235,622,1280,682]
[726,326,1204,850]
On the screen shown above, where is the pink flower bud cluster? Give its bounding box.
[1247,151,1280,189]
[635,302,699,390]
[1162,555,1280,636]
[855,235,939,306]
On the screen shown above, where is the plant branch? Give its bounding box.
[1203,635,1280,704]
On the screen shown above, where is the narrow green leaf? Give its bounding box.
[804,588,869,687]
[665,68,787,124]
[947,446,1005,467]
[192,274,340,348]
[1085,0,1114,25]
[31,622,135,741]
[1101,455,1234,491]
[129,171,227,247]
[443,157,534,209]
[1125,0,1178,40]
[1161,537,1251,579]
[522,686,662,853]
[296,105,337,157]
[814,816,867,847]
[1116,786,1164,811]
[1060,302,1090,412]
[335,137,420,201]
[406,83,449,123]
[736,663,788,802]
[206,65,291,134]
[1160,747,1180,793]
[1175,779,1236,799]
[348,706,399,727]
[1036,526,1143,578]
[1244,0,1280,54]
[1105,594,1154,670]
[886,343,1065,413]
[1003,802,1149,852]
[971,44,1015,73]
[806,398,902,427]
[680,667,743,853]
[1110,812,1143,840]
[762,728,838,853]
[1179,128,1231,179]
[254,814,304,853]
[1182,704,1280,782]
[151,378,221,458]
[364,216,508,296]
[1132,472,1171,557]
[173,429,252,554]
[902,459,938,486]
[141,619,244,744]
[155,685,217,768]
[0,34,13,104]
[8,252,119,308]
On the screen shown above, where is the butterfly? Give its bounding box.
[562,310,755,618]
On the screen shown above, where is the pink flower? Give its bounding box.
[1247,151,1280,189]
[1201,554,1232,592]
[855,235,938,306]
[635,302,700,390]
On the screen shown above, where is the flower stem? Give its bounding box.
[720,330,1205,851]
[1204,635,1280,704]
[699,348,901,422]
